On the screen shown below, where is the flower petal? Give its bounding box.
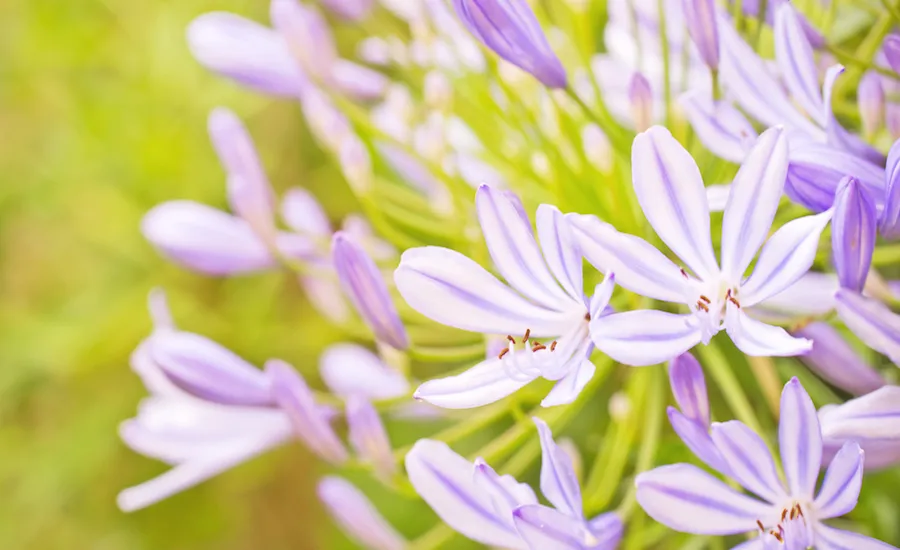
[668,408,729,473]
[774,4,825,125]
[591,310,703,367]
[668,352,710,426]
[536,204,584,301]
[680,92,757,163]
[270,0,337,82]
[317,476,407,550]
[710,421,786,503]
[541,359,596,407]
[569,214,690,303]
[346,395,396,479]
[280,187,332,236]
[793,323,885,397]
[725,305,812,357]
[779,377,823,500]
[587,512,624,550]
[814,524,898,550]
[720,126,790,282]
[319,343,410,400]
[331,59,389,100]
[823,66,886,166]
[750,272,838,323]
[813,442,864,520]
[405,439,527,549]
[533,417,583,518]
[414,356,537,409]
[787,142,885,211]
[832,177,877,293]
[706,184,733,212]
[834,289,900,364]
[819,386,900,441]
[473,458,538,529]
[395,246,573,336]
[635,463,776,535]
[631,126,718,280]
[512,505,590,550]
[740,210,834,307]
[879,138,900,239]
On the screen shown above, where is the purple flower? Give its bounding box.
[859,71,885,138]
[318,476,406,550]
[666,353,728,472]
[637,378,892,548]
[682,0,719,70]
[319,343,410,400]
[346,395,396,480]
[820,386,900,471]
[880,139,900,239]
[835,289,900,365]
[832,177,877,292]
[395,185,615,408]
[628,72,653,132]
[572,126,830,366]
[405,418,623,549]
[320,0,374,21]
[333,232,409,350]
[451,0,567,88]
[793,322,886,396]
[884,35,900,74]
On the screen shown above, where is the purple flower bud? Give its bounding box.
[628,72,653,131]
[333,232,409,349]
[270,0,337,82]
[792,322,885,396]
[346,395,396,479]
[266,359,348,464]
[668,352,710,427]
[142,201,276,275]
[186,12,307,96]
[858,72,884,138]
[682,0,720,70]
[888,103,900,140]
[451,0,567,88]
[832,177,876,292]
[149,331,274,406]
[321,0,374,21]
[280,187,332,237]
[319,343,409,400]
[317,476,406,550]
[300,87,352,152]
[880,139,900,239]
[884,35,900,74]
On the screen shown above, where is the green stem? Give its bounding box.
[391,403,510,462]
[565,87,631,149]
[656,0,673,127]
[699,344,764,434]
[408,522,455,550]
[754,0,769,47]
[881,0,900,25]
[825,44,900,82]
[617,368,665,522]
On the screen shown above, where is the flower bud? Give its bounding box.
[628,72,653,131]
[319,343,409,400]
[346,395,396,479]
[582,123,613,173]
[667,352,710,427]
[682,0,720,71]
[317,477,406,550]
[321,0,374,21]
[270,0,336,82]
[884,35,900,74]
[858,72,884,139]
[879,139,900,239]
[793,322,885,396]
[340,135,374,194]
[832,177,876,292]
[301,87,352,153]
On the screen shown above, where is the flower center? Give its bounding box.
[756,503,812,548]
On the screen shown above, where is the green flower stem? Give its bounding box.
[698,344,764,434]
[732,0,745,32]
[391,403,510,463]
[825,44,900,82]
[656,0,673,127]
[873,244,900,266]
[754,0,769,47]
[565,87,633,150]
[408,522,456,550]
[882,0,900,25]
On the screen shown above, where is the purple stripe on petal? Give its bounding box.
[814,523,898,549]
[835,289,900,364]
[879,139,900,239]
[831,177,877,292]
[318,476,406,550]
[779,377,822,500]
[819,386,900,441]
[533,417,583,519]
[792,322,885,396]
[668,408,729,473]
[682,0,720,70]
[813,442,863,520]
[473,458,538,527]
[668,352,710,426]
[414,355,536,409]
[774,4,825,125]
[512,504,587,550]
[710,421,786,503]
[591,310,703,366]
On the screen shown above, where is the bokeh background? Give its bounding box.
[0,0,374,547]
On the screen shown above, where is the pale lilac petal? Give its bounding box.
[668,408,729,473]
[147,288,175,331]
[683,0,719,70]
[321,0,374,21]
[301,86,353,152]
[476,186,573,309]
[635,463,776,535]
[815,524,898,550]
[832,177,877,292]
[395,247,574,336]
[587,512,624,550]
[280,187,331,236]
[299,274,351,324]
[858,71,885,139]
[405,439,527,549]
[631,126,718,280]
[533,418,583,518]
[270,0,336,81]
[591,310,703,366]
[668,352,709,426]
[823,66,886,166]
[512,505,594,550]
[779,377,822,500]
[814,442,864,520]
[333,232,409,350]
[793,323,885,396]
[346,396,396,479]
[317,476,406,550]
[725,306,812,357]
[541,360,595,407]
[414,356,536,409]
[141,201,276,275]
[750,272,838,323]
[331,60,389,100]
[319,343,410,400]
[819,386,900,440]
[834,290,900,364]
[787,142,885,212]
[473,459,538,530]
[680,92,756,163]
[774,5,825,125]
[710,421,786,502]
[879,138,900,239]
[720,126,789,282]
[186,13,305,96]
[569,214,690,303]
[266,359,348,464]
[149,330,272,406]
[706,184,733,212]
[740,210,834,307]
[536,204,584,301]
[785,162,842,213]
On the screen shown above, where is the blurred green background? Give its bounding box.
[0,0,370,547]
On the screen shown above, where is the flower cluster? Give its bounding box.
[119,0,900,548]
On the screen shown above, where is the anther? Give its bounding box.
[679,267,688,278]
[728,296,741,308]
[795,505,804,518]
[532,343,546,352]
[790,507,796,520]
[699,295,711,304]
[696,300,710,312]
[781,509,787,522]
[523,329,530,342]
[584,312,591,321]
[772,531,783,543]
[498,348,509,359]
[756,520,765,532]
[507,335,516,344]
[550,340,558,351]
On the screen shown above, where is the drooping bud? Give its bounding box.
[346,395,396,480]
[270,0,337,82]
[582,123,613,173]
[832,177,876,292]
[339,134,374,194]
[858,72,885,139]
[792,322,885,396]
[884,35,900,74]
[321,0,374,21]
[682,0,720,71]
[628,72,653,132]
[300,87,352,153]
[317,477,407,550]
[451,0,567,88]
[332,232,410,350]
[879,139,900,239]
[668,352,710,427]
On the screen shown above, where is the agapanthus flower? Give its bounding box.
[819,386,900,471]
[395,185,615,408]
[572,126,831,366]
[682,0,719,71]
[831,176,877,292]
[834,288,900,365]
[318,476,407,550]
[637,377,895,549]
[405,418,623,549]
[792,322,886,396]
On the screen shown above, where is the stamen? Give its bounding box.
[584,312,591,321]
[772,531,783,543]
[679,267,688,278]
[550,340,558,351]
[498,348,509,359]
[795,504,804,518]
[507,335,516,344]
[699,295,711,304]
[728,296,741,308]
[523,328,530,343]
[756,519,765,532]
[532,343,546,352]
[790,507,796,520]
[696,300,710,312]
[781,509,787,522]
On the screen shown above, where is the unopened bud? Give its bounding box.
[858,72,885,139]
[629,72,653,131]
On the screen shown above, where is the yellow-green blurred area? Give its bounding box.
[0,0,371,547]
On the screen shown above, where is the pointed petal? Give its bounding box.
[536,204,584,301]
[793,323,885,397]
[589,275,616,319]
[405,439,527,549]
[319,343,410,400]
[635,463,776,535]
[787,142,885,211]
[668,408,729,473]
[280,187,331,236]
[346,396,396,479]
[512,505,590,550]
[779,377,823,500]
[631,126,718,280]
[395,246,573,336]
[824,66,886,166]
[587,512,624,550]
[476,186,573,309]
[814,442,864,520]
[819,386,900,440]
[720,126,790,282]
[740,210,834,307]
[414,356,536,409]
[751,272,838,323]
[815,524,899,550]
[725,306,813,357]
[879,139,900,239]
[834,289,900,364]
[710,421,786,503]
[681,91,755,163]
[774,4,825,125]
[317,477,406,550]
[270,0,337,81]
[569,214,690,303]
[668,352,710,426]
[541,360,595,407]
[832,177,877,292]
[473,459,538,529]
[591,310,703,367]
[331,60,389,100]
[533,418,583,518]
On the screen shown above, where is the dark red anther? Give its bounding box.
[523,329,531,342]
